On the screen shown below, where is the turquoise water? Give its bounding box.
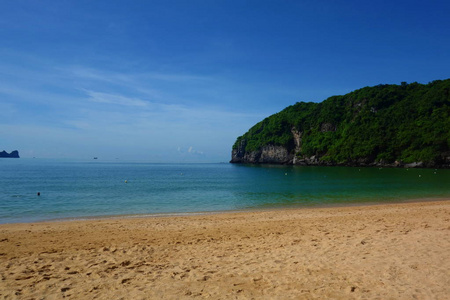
[1,159,449,224]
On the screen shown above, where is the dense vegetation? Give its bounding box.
[232,79,450,165]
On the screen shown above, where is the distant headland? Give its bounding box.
[0,150,20,158]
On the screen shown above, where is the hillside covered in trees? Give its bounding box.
[231,79,450,168]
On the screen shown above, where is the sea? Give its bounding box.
[1,159,449,224]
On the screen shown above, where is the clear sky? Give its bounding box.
[1,0,449,162]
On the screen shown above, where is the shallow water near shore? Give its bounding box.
[1,159,449,224]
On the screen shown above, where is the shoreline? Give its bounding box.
[1,199,450,299]
[2,196,450,226]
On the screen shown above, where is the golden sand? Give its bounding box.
[1,200,450,299]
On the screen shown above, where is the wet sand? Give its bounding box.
[1,200,450,299]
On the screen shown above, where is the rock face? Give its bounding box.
[231,127,303,164]
[0,150,20,158]
[231,141,450,168]
[231,142,292,164]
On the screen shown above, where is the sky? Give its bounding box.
[1,0,449,162]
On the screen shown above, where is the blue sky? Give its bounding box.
[1,0,449,162]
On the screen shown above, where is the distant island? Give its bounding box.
[231,79,450,168]
[0,150,20,158]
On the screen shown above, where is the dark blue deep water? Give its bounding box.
[1,159,449,224]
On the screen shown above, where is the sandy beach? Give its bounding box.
[1,200,449,299]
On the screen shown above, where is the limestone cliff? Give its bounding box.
[230,80,450,168]
[231,143,292,164]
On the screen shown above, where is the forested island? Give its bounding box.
[0,150,20,158]
[231,79,450,168]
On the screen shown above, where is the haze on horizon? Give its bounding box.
[1,0,449,162]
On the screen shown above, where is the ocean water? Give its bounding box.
[1,159,449,224]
